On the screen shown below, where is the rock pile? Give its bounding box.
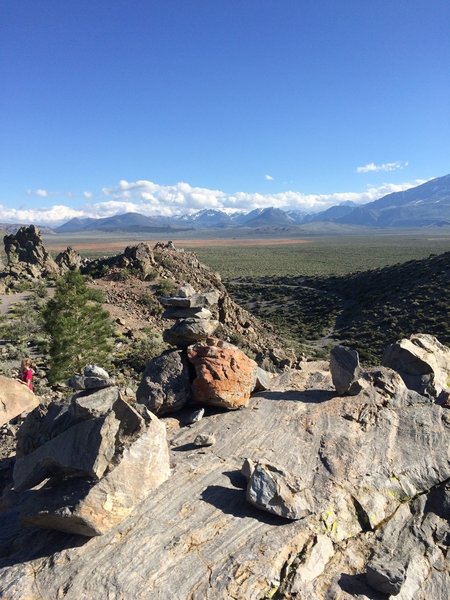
[11,365,170,536]
[137,286,266,415]
[161,284,220,347]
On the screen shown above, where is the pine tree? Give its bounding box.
[43,270,113,383]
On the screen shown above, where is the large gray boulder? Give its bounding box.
[136,349,191,415]
[21,412,170,536]
[13,412,119,491]
[383,333,450,397]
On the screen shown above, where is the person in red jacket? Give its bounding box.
[19,357,34,391]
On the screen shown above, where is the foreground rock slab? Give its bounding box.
[0,375,39,427]
[0,367,449,599]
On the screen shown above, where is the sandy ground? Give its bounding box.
[0,292,30,316]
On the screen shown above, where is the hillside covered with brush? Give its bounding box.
[227,251,450,363]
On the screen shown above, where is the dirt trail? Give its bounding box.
[0,292,30,316]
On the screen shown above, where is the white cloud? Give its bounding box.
[265,174,274,181]
[0,178,428,225]
[83,191,93,199]
[357,161,408,174]
[27,188,49,197]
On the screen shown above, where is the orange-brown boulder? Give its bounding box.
[187,338,257,409]
[0,375,40,427]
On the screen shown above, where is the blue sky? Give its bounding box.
[1,0,449,223]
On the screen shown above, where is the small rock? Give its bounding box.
[246,461,313,520]
[186,408,204,424]
[176,284,196,298]
[67,374,85,390]
[83,365,110,380]
[193,433,216,447]
[241,458,256,480]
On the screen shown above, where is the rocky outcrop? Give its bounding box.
[0,376,40,427]
[383,333,450,398]
[55,246,82,271]
[3,225,59,279]
[0,360,448,599]
[187,338,257,409]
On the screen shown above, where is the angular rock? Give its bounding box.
[0,375,39,427]
[176,283,196,298]
[246,461,313,520]
[13,412,119,492]
[193,433,216,447]
[162,307,212,320]
[159,290,220,309]
[112,396,145,437]
[185,408,204,424]
[253,367,275,392]
[67,374,86,390]
[70,386,120,420]
[330,345,360,395]
[136,349,191,415]
[383,333,450,397]
[21,412,170,536]
[84,376,115,390]
[163,318,219,347]
[188,338,257,409]
[84,364,110,380]
[366,560,406,596]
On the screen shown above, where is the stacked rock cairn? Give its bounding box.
[161,284,220,347]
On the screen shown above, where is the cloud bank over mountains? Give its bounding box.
[1,178,427,225]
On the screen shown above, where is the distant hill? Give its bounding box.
[52,175,450,233]
[0,223,56,235]
[57,212,189,233]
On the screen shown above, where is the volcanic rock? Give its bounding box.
[188,338,258,409]
[136,349,191,415]
[55,246,82,272]
[3,225,59,278]
[0,375,39,427]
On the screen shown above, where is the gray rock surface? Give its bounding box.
[13,412,119,491]
[55,246,82,272]
[383,333,450,397]
[159,290,220,309]
[330,345,360,395]
[20,412,170,536]
[1,366,449,599]
[136,349,191,415]
[70,386,120,420]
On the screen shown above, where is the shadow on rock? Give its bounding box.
[262,390,335,404]
[338,573,385,600]
[201,484,294,526]
[0,508,88,568]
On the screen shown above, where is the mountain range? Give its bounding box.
[7,175,450,235]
